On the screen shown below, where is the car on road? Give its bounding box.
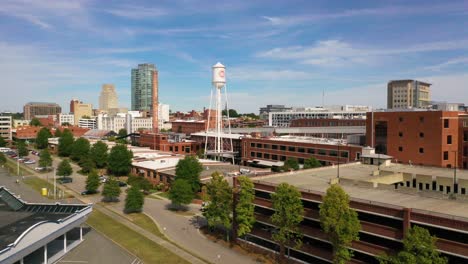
[34,167,46,172]
[24,159,36,164]
[57,177,73,184]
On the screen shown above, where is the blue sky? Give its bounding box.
[1,0,467,113]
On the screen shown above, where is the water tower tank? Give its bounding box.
[212,62,226,89]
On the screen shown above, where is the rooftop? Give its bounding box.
[254,163,468,219]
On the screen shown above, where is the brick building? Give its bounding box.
[241,136,362,167]
[171,120,207,135]
[138,132,200,154]
[290,118,366,127]
[366,110,468,169]
[23,102,61,120]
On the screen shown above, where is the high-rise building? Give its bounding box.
[70,100,92,125]
[70,99,79,114]
[23,102,61,120]
[259,104,292,120]
[131,63,159,132]
[99,84,118,111]
[0,114,12,141]
[387,80,431,109]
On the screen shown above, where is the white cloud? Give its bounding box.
[106,5,167,19]
[230,67,315,81]
[257,39,468,67]
[425,57,468,71]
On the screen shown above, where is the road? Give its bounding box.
[20,154,258,264]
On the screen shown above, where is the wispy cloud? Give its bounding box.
[90,46,158,54]
[105,5,167,19]
[257,39,468,66]
[261,3,468,27]
[230,67,315,81]
[425,57,468,71]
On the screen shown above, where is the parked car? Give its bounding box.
[99,175,108,183]
[57,177,73,184]
[118,181,127,187]
[24,159,36,164]
[81,190,97,195]
[34,167,46,172]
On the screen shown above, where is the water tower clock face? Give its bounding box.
[219,70,225,78]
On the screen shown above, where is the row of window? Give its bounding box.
[250,150,349,160]
[249,142,348,157]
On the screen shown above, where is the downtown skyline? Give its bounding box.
[1,0,468,113]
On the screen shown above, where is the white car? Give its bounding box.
[24,160,36,164]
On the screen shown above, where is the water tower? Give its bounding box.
[204,62,234,162]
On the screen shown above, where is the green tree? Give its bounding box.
[0,137,7,147]
[118,128,128,137]
[16,140,28,157]
[61,122,71,127]
[90,141,108,168]
[222,109,240,117]
[174,155,203,193]
[108,144,133,176]
[271,183,304,260]
[282,157,300,171]
[0,153,6,165]
[58,129,74,157]
[203,172,233,241]
[36,127,52,149]
[54,128,62,137]
[125,185,145,213]
[39,149,53,168]
[79,156,95,174]
[235,176,256,238]
[168,179,194,209]
[30,117,41,126]
[379,226,447,264]
[57,159,73,177]
[303,157,322,169]
[70,137,90,162]
[102,177,121,202]
[85,170,100,194]
[320,184,361,264]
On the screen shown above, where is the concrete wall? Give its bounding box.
[416,174,433,191]
[436,176,454,193]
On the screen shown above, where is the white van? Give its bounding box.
[0,147,11,153]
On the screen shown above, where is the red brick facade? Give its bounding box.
[138,133,201,154]
[366,111,468,168]
[290,118,366,127]
[241,137,362,166]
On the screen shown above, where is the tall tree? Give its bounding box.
[118,128,128,137]
[0,136,7,147]
[125,185,145,214]
[54,128,62,137]
[282,157,300,171]
[303,157,322,169]
[108,144,133,176]
[235,176,256,238]
[36,127,52,149]
[379,226,447,264]
[79,156,95,174]
[0,153,6,165]
[175,155,203,193]
[85,170,100,194]
[102,177,121,202]
[203,172,233,241]
[39,149,53,168]
[30,118,41,126]
[57,159,73,177]
[271,183,304,260]
[90,140,108,168]
[168,179,193,209]
[70,137,90,162]
[16,140,28,157]
[58,129,74,157]
[320,184,361,264]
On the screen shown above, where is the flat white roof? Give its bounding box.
[191,132,246,139]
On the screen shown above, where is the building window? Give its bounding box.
[419,116,424,123]
[419,148,424,154]
[399,117,404,122]
[250,152,255,157]
[298,158,304,164]
[298,147,305,153]
[264,144,270,149]
[308,148,315,154]
[256,143,262,148]
[341,151,349,158]
[447,135,452,144]
[444,119,449,128]
[398,146,403,152]
[280,156,286,161]
[280,145,286,151]
[175,146,178,152]
[399,132,403,137]
[264,153,270,159]
[272,155,278,160]
[329,150,338,157]
[443,151,449,160]
[250,143,255,148]
[272,145,278,150]
[256,152,262,158]
[318,149,327,155]
[419,132,424,138]
[287,146,295,152]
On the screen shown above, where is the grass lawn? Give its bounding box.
[147,194,162,200]
[4,159,32,176]
[87,210,189,264]
[155,191,170,199]
[126,213,166,239]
